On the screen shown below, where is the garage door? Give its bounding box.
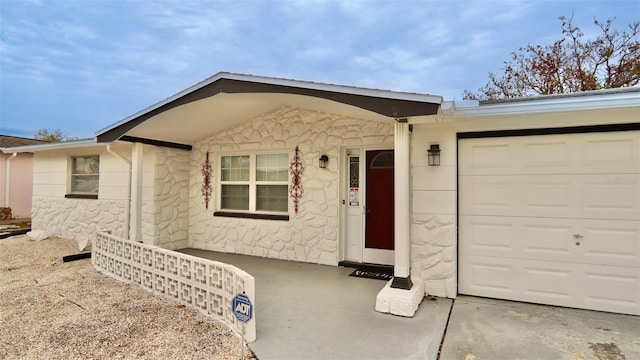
[458,130,640,315]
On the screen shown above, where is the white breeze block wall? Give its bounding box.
[411,123,457,298]
[92,231,256,342]
[188,107,394,265]
[151,147,190,250]
[31,146,129,244]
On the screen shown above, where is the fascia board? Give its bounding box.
[95,72,443,136]
[1,138,101,153]
[451,91,640,118]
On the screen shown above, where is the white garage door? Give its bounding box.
[459,130,640,315]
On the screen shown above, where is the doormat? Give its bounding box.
[349,266,393,281]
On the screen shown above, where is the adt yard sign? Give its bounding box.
[232,293,253,323]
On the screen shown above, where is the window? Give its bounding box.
[70,155,100,196]
[220,153,288,213]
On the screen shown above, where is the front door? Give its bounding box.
[363,149,394,264]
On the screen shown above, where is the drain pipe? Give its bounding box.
[5,153,17,208]
[106,145,131,239]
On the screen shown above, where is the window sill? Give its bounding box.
[213,211,289,221]
[65,193,98,199]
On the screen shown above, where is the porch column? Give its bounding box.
[391,121,412,290]
[130,143,143,242]
[375,120,424,317]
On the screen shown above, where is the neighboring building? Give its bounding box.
[0,135,47,219]
[5,73,639,316]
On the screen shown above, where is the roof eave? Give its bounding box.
[1,138,102,153]
[447,88,640,118]
[95,72,443,143]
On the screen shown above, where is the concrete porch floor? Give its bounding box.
[180,249,640,360]
[180,249,452,359]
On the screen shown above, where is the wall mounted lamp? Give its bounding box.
[319,154,329,169]
[427,144,441,166]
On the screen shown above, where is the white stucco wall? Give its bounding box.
[188,106,394,265]
[31,142,190,249]
[31,144,130,245]
[146,147,190,249]
[410,105,640,298]
[411,123,458,298]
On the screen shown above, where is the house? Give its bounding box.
[0,135,47,219]
[6,73,639,317]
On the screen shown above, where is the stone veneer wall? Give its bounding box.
[411,215,456,297]
[146,147,190,250]
[31,197,127,244]
[188,107,394,265]
[410,123,458,298]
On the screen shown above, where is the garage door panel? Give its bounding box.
[461,215,639,267]
[458,217,516,259]
[461,260,516,294]
[460,215,572,259]
[459,131,640,315]
[583,136,640,169]
[460,255,640,315]
[582,222,640,267]
[460,174,639,220]
[583,180,639,220]
[460,255,578,302]
[583,266,640,315]
[459,132,640,176]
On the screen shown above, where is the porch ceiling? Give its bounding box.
[119,92,394,146]
[96,73,442,148]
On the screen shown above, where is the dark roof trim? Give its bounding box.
[97,74,442,143]
[457,122,640,139]
[120,136,192,150]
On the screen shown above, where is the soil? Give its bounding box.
[0,235,256,359]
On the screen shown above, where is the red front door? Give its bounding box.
[365,150,394,250]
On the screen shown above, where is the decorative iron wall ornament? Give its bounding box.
[201,151,212,210]
[289,145,304,214]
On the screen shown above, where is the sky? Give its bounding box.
[1,0,638,140]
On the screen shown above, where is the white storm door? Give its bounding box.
[345,151,363,262]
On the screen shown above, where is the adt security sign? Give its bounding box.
[232,293,253,323]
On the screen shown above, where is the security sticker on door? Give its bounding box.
[349,188,359,206]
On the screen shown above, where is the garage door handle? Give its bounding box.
[573,234,583,246]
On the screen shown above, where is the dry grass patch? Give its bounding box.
[0,235,255,359]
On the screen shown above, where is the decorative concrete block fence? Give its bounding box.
[92,231,256,342]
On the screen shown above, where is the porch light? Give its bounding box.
[427,144,441,166]
[319,154,329,168]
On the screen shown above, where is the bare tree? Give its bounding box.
[464,16,640,101]
[34,128,77,142]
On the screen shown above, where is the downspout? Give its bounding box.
[5,153,17,208]
[106,145,131,239]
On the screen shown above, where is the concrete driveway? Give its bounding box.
[440,296,640,360]
[181,249,639,359]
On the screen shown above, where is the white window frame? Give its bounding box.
[69,155,100,196]
[218,152,289,214]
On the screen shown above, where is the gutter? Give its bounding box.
[106,145,132,240]
[5,153,17,208]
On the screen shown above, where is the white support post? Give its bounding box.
[130,143,144,242]
[392,122,411,284]
[375,121,424,317]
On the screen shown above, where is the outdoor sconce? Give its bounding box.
[319,154,329,169]
[427,144,441,166]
